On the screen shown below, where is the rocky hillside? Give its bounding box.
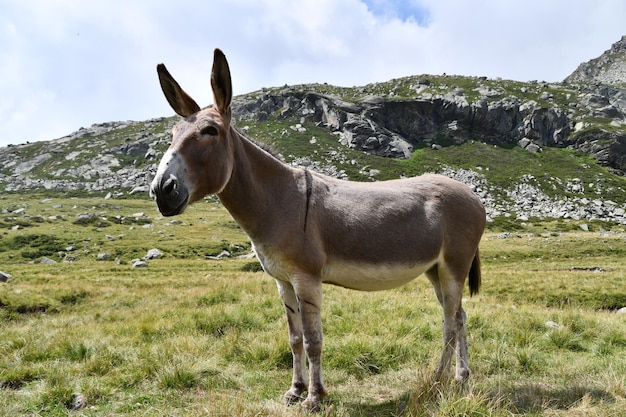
[565,35,626,86]
[1,36,626,225]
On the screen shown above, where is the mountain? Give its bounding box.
[1,37,626,226]
[564,35,626,86]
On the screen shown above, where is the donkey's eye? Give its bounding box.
[200,126,218,136]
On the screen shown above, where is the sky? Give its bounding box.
[1,0,625,147]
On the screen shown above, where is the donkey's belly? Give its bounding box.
[321,259,435,291]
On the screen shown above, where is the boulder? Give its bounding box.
[69,392,87,411]
[517,138,531,149]
[40,257,57,264]
[132,260,149,268]
[525,143,542,153]
[206,250,231,260]
[74,213,97,225]
[0,271,11,282]
[144,248,163,260]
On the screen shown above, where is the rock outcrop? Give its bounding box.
[231,90,578,159]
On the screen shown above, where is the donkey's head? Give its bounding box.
[150,49,234,216]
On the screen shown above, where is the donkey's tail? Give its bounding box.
[469,249,482,296]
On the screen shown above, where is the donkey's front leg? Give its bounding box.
[276,280,308,404]
[293,276,327,411]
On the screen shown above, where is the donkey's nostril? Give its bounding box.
[162,174,178,195]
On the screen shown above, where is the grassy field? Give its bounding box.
[1,193,625,416]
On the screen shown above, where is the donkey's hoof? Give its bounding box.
[284,390,304,406]
[301,397,321,413]
[455,368,470,383]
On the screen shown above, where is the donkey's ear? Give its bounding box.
[211,48,232,114]
[157,64,201,117]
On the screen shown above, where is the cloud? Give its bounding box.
[0,0,624,147]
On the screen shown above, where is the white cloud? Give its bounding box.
[0,0,624,147]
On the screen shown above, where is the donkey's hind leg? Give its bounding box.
[454,306,470,381]
[425,264,469,382]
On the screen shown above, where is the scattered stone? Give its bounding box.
[69,392,87,411]
[40,257,57,265]
[97,253,111,261]
[129,185,149,195]
[517,138,531,149]
[144,248,163,260]
[0,271,11,283]
[539,91,553,100]
[525,143,542,153]
[74,213,97,225]
[206,250,231,260]
[617,307,626,315]
[569,266,605,272]
[545,321,559,329]
[132,260,149,268]
[579,223,589,232]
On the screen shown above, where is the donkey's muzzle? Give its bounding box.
[150,174,189,216]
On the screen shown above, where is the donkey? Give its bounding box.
[150,48,486,411]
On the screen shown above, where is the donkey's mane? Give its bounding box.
[235,127,284,161]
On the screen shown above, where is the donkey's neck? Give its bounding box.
[217,129,300,239]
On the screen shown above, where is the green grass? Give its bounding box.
[1,193,626,416]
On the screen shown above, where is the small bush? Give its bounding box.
[194,309,261,337]
[547,327,586,352]
[0,368,40,390]
[61,341,92,362]
[32,372,75,412]
[196,288,239,307]
[58,290,90,306]
[0,234,69,259]
[240,261,263,272]
[159,367,200,390]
